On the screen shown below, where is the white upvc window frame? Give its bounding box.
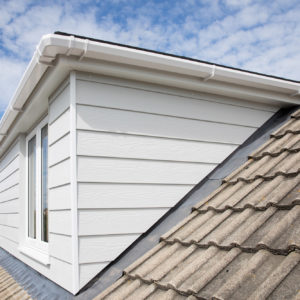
[21,116,49,263]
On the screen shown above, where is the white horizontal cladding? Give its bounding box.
[48,133,70,167]
[49,158,70,188]
[49,210,72,235]
[77,73,280,112]
[44,78,75,292]
[78,208,169,236]
[48,108,70,145]
[75,73,281,289]
[0,146,19,198]
[76,78,274,128]
[48,76,73,280]
[0,171,19,194]
[49,184,71,210]
[49,233,72,263]
[0,213,18,228]
[0,224,18,242]
[0,184,19,203]
[0,141,19,172]
[79,262,109,288]
[0,138,20,168]
[77,105,256,145]
[49,82,70,124]
[48,79,72,195]
[79,234,140,264]
[48,257,73,292]
[78,183,194,209]
[0,200,18,213]
[78,156,216,185]
[0,155,19,183]
[0,140,20,284]
[77,131,237,164]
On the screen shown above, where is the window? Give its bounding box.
[41,125,48,242]
[28,136,36,239]
[25,117,49,250]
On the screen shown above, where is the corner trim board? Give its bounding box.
[70,71,80,293]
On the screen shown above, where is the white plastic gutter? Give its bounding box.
[1,33,300,144]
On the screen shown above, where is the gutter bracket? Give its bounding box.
[78,39,89,61]
[203,65,216,82]
[65,35,75,56]
[35,46,55,66]
[39,60,56,67]
[290,89,300,97]
[10,106,23,112]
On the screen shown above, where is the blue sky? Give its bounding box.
[1,0,300,118]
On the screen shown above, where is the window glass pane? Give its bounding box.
[41,125,48,242]
[28,136,36,239]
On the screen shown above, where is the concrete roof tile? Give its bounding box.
[96,109,300,299]
[271,118,300,139]
[0,266,32,300]
[193,175,300,212]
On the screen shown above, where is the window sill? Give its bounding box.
[18,245,50,266]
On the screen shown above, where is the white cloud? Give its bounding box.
[0,0,300,115]
[224,0,253,8]
[0,57,27,111]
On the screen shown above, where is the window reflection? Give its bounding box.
[41,125,48,242]
[28,136,36,239]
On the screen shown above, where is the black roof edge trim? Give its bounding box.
[54,31,300,84]
[76,105,299,299]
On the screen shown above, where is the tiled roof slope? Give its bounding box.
[0,266,32,299]
[96,109,300,300]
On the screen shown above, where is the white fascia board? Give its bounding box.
[1,33,300,148]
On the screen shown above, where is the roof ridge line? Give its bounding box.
[192,200,300,214]
[159,238,300,256]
